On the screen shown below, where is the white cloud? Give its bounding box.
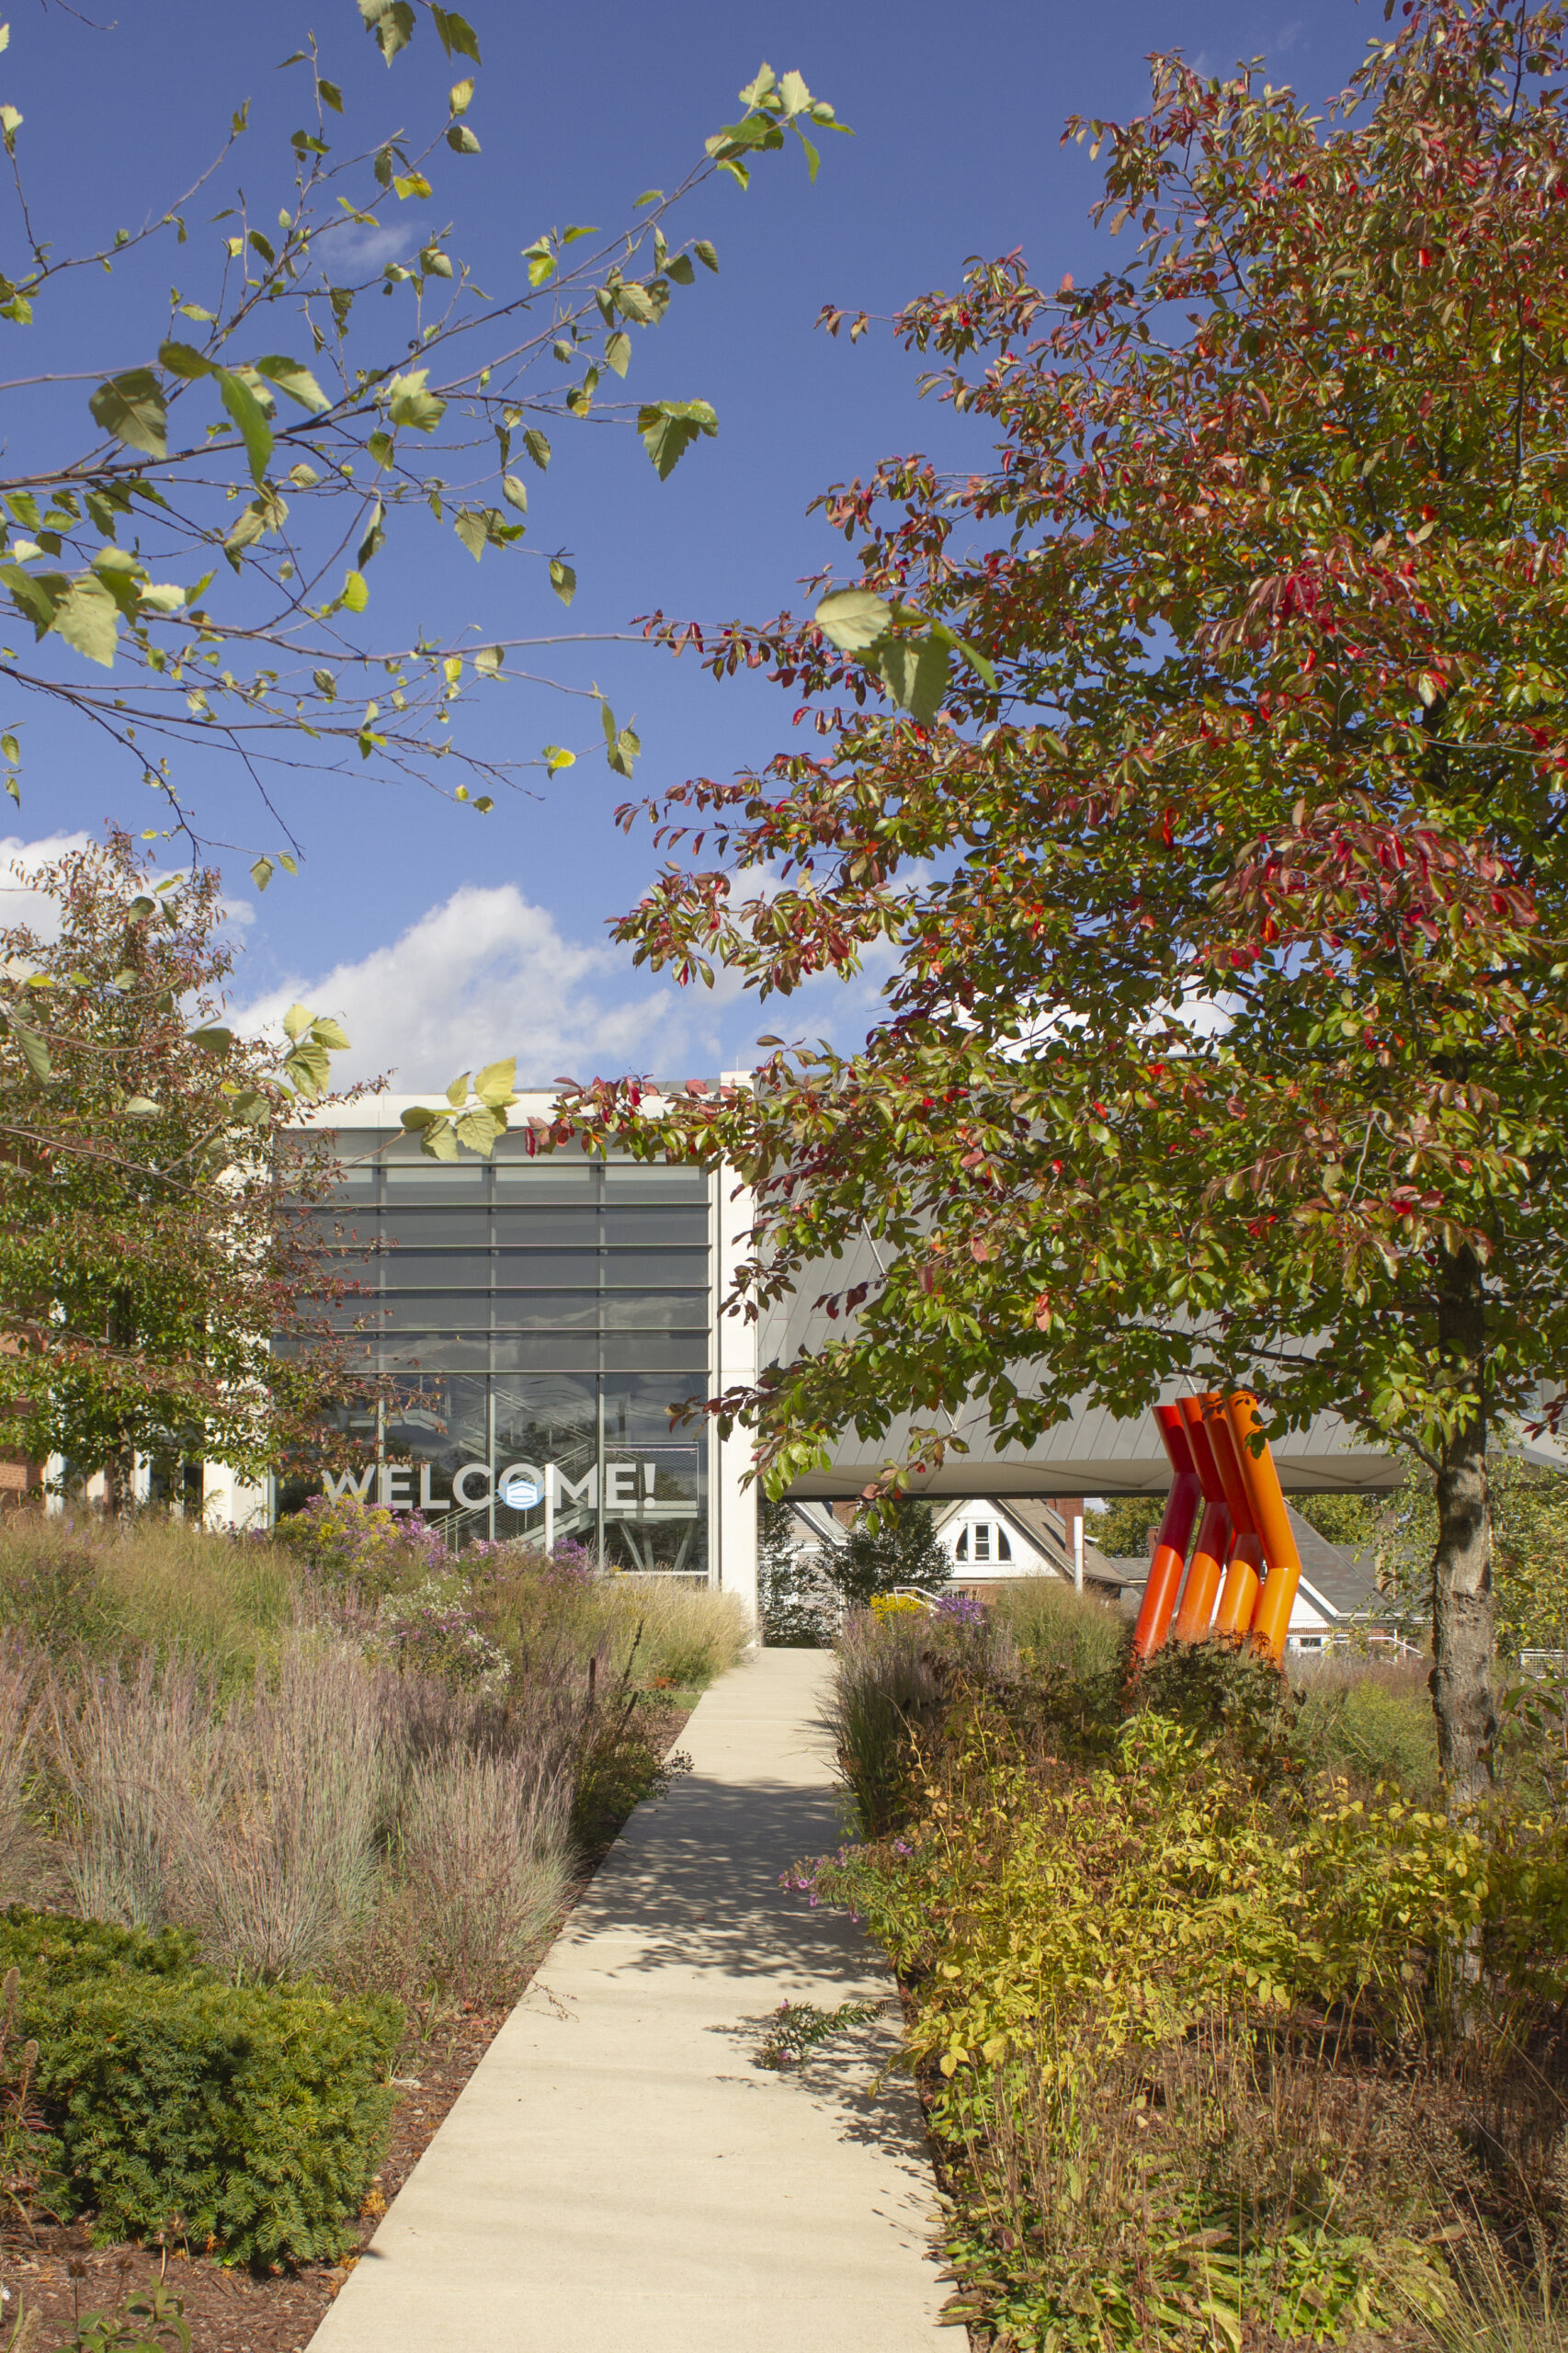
[0,832,256,945]
[231,881,711,1089]
[317,217,418,274]
[0,831,94,940]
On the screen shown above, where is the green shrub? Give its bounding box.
[1292,1660,1440,1798]
[4,1907,400,2265]
[800,1713,1511,2351]
[0,1908,198,1985]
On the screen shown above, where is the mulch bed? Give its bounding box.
[3,1701,693,2352]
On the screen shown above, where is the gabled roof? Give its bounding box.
[1285,1504,1379,1619]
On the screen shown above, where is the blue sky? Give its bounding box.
[2,0,1369,1089]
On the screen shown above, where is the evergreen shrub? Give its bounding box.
[1,1907,400,2265]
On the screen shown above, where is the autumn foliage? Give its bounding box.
[552,3,1568,1789]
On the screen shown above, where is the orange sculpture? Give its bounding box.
[1130,1406,1203,1658]
[1169,1395,1233,1643]
[1133,1391,1303,1663]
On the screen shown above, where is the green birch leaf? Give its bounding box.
[387,370,447,430]
[604,332,631,378]
[359,0,415,62]
[523,427,551,471]
[454,509,487,560]
[814,588,893,653]
[876,635,950,724]
[549,559,575,606]
[0,564,61,634]
[50,575,119,666]
[89,369,167,460]
[358,498,386,568]
[216,369,274,482]
[430,6,482,62]
[636,399,718,480]
[9,1019,50,1080]
[501,473,528,514]
[255,354,331,413]
[475,1055,517,1106]
[158,339,215,381]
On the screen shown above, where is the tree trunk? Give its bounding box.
[103,1442,136,1518]
[1430,1245,1496,1804]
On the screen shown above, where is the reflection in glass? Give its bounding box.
[601,1446,706,1575]
[381,1252,491,1289]
[601,1250,709,1289]
[492,1209,599,1247]
[601,1164,709,1200]
[382,1294,489,1330]
[493,1250,600,1289]
[601,1209,709,1248]
[600,1335,709,1372]
[490,1375,597,1548]
[598,1290,710,1331]
[498,1290,599,1330]
[491,1333,598,1372]
[380,1334,489,1371]
[601,1374,707,1446]
[380,1208,490,1248]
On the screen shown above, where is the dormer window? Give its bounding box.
[954,1520,1012,1564]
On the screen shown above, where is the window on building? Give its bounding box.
[953,1520,1013,1565]
[295,1135,712,1571]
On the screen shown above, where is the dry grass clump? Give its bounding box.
[474,1553,748,1695]
[50,1651,211,1928]
[30,1638,580,1995]
[1291,1651,1441,1798]
[0,1640,41,1905]
[992,1577,1129,1686]
[0,1505,739,2006]
[178,1641,388,1981]
[395,1745,573,2004]
[0,1509,299,1685]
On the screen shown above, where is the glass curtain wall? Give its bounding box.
[302,1132,711,1573]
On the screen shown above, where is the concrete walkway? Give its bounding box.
[309,1651,947,2353]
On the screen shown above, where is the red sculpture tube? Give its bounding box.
[1205,1403,1266,1636]
[1171,1398,1233,1642]
[1172,1499,1233,1643]
[1131,1405,1203,1660]
[1226,1391,1303,1661]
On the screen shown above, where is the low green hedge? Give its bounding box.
[2,1908,401,2267]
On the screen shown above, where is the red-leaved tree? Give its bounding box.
[550,0,1568,1796]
